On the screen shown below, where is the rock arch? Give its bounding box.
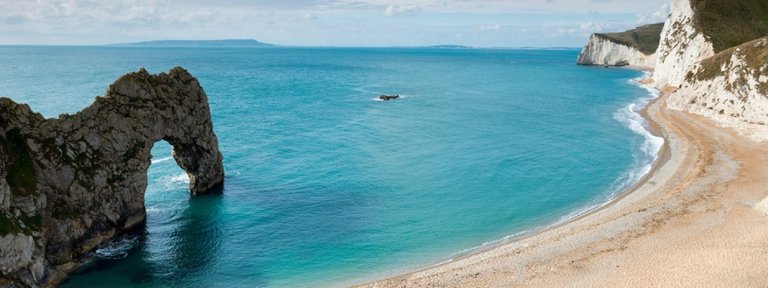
[0,67,224,286]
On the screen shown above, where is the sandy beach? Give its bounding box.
[360,84,768,287]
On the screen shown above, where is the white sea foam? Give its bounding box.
[446,73,665,260]
[551,74,664,223]
[145,207,164,213]
[92,235,139,260]
[169,173,190,184]
[453,229,533,257]
[607,77,664,193]
[227,170,242,177]
[572,74,663,213]
[149,172,190,192]
[151,156,173,164]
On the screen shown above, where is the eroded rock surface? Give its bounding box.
[0,67,224,287]
[577,23,663,68]
[578,0,768,141]
[669,37,768,140]
[653,0,715,87]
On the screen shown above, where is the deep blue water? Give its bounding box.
[0,46,658,287]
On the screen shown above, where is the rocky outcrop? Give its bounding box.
[577,23,663,69]
[653,0,715,87]
[653,0,768,140]
[577,35,656,68]
[579,0,768,140]
[668,37,768,140]
[379,95,400,101]
[652,0,768,87]
[0,67,224,287]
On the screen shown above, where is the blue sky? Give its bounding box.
[0,0,669,47]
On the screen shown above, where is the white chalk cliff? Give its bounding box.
[668,37,768,141]
[659,0,768,140]
[652,0,715,87]
[577,34,657,68]
[580,0,768,140]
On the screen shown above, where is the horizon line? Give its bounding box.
[0,43,582,50]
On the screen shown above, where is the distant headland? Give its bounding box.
[110,39,275,47]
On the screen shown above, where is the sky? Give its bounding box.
[0,0,669,47]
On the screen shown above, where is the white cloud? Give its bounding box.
[0,0,670,47]
[554,20,629,38]
[579,21,611,33]
[636,3,669,25]
[479,24,501,31]
[383,4,421,16]
[330,0,668,14]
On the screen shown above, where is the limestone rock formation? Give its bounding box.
[578,0,768,140]
[653,0,768,87]
[0,67,224,287]
[657,0,768,140]
[576,23,663,68]
[653,0,715,87]
[669,37,768,140]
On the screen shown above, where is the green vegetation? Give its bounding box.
[596,23,664,55]
[692,37,768,94]
[2,129,38,196]
[692,0,768,52]
[0,210,40,235]
[0,212,18,234]
[18,212,42,231]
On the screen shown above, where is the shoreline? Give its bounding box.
[352,73,671,286]
[358,74,768,286]
[434,74,672,267]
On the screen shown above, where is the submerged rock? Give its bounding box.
[0,67,224,287]
[379,94,400,101]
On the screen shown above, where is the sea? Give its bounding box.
[0,46,661,287]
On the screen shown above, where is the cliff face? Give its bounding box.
[576,34,657,68]
[577,23,663,68]
[654,0,768,87]
[653,0,715,87]
[669,38,768,140]
[657,0,768,140]
[0,67,224,286]
[579,0,768,140]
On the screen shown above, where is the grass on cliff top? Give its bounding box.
[595,23,664,55]
[692,37,768,94]
[692,0,768,53]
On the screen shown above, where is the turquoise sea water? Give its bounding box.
[0,46,659,287]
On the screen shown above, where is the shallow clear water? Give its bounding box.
[0,46,655,287]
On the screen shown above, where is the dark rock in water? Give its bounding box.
[379,95,400,101]
[0,67,224,287]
